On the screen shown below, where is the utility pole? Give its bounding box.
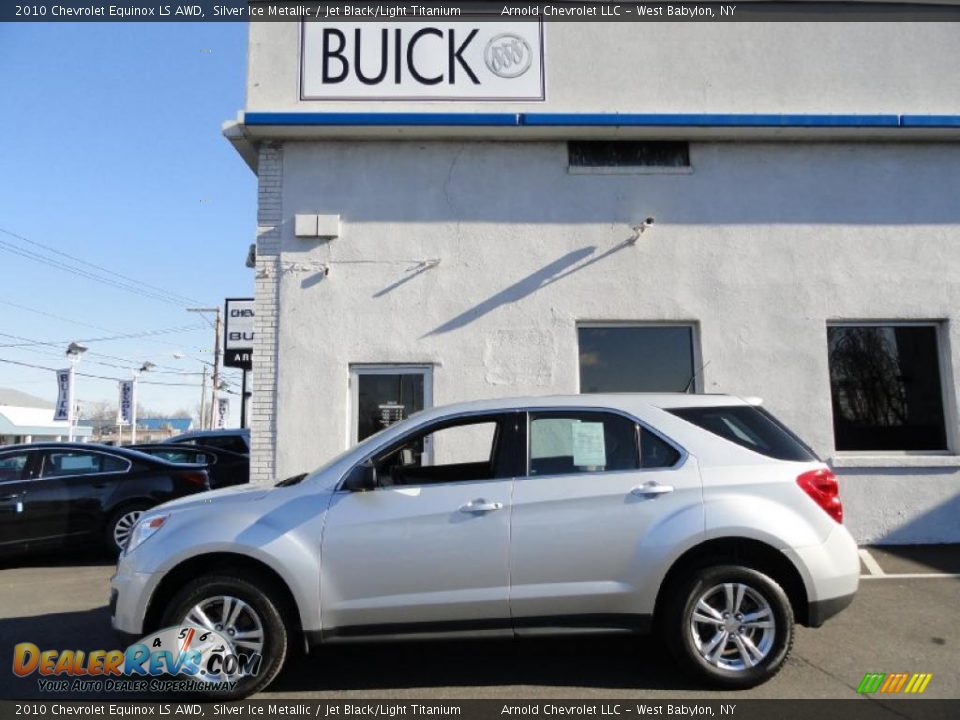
[212,307,222,432]
[187,307,222,431]
[199,365,208,430]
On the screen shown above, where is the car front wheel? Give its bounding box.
[161,574,290,699]
[665,565,794,688]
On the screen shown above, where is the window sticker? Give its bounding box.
[572,422,607,467]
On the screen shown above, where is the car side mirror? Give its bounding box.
[343,461,377,492]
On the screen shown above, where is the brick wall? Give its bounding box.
[250,144,282,484]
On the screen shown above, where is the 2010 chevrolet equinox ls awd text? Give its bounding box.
[111,394,859,697]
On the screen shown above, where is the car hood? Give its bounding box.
[155,483,273,513]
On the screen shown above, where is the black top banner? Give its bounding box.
[6,1,960,22]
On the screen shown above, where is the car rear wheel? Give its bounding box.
[105,504,151,555]
[664,565,794,688]
[161,574,289,699]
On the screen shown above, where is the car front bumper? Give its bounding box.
[110,566,156,638]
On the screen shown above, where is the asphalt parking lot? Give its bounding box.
[0,547,956,701]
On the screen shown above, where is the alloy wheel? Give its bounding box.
[689,582,776,671]
[183,595,266,656]
[112,510,143,550]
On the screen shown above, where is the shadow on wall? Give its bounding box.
[880,491,960,548]
[423,240,639,337]
[838,465,960,546]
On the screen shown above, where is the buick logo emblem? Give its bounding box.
[484,34,533,79]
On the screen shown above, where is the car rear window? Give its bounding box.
[667,405,818,462]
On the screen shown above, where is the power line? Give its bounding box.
[0,226,201,306]
[0,357,205,388]
[0,326,206,349]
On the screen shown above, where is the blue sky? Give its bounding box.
[0,22,255,424]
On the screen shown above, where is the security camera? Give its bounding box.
[644,216,655,226]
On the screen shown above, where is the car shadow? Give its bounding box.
[0,548,114,570]
[0,607,700,697]
[272,635,700,693]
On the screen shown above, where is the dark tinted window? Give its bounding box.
[640,428,681,468]
[529,412,639,475]
[668,406,817,462]
[569,141,690,168]
[190,435,248,454]
[828,325,947,451]
[144,449,212,465]
[41,451,129,477]
[0,452,31,481]
[579,326,696,393]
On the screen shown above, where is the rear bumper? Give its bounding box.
[783,523,860,626]
[807,591,856,627]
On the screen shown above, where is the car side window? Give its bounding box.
[41,451,128,478]
[372,416,507,487]
[640,427,682,469]
[528,411,640,475]
[199,436,248,454]
[0,452,31,482]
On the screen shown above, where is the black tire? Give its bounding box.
[662,564,794,689]
[105,503,153,555]
[161,574,289,699]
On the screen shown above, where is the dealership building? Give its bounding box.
[225,18,960,544]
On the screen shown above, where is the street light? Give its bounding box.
[65,342,88,442]
[130,361,154,444]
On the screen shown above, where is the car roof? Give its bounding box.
[0,441,173,464]
[409,393,754,420]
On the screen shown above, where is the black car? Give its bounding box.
[126,443,249,489]
[0,442,210,556]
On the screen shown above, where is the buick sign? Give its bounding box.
[301,21,544,101]
[484,34,533,79]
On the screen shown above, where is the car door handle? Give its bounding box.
[0,493,23,501]
[630,482,675,498]
[458,499,504,514]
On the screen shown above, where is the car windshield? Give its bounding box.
[293,419,409,485]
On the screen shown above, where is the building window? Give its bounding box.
[827,324,948,452]
[578,324,697,394]
[568,141,691,174]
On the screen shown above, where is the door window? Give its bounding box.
[372,417,508,487]
[0,452,31,482]
[41,451,129,478]
[528,411,640,475]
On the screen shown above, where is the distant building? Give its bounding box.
[87,416,194,445]
[0,388,92,445]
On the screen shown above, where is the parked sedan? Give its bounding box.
[112,394,858,698]
[0,443,209,557]
[127,444,249,488]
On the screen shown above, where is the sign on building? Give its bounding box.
[54,369,71,422]
[117,380,135,426]
[301,21,545,101]
[224,298,254,370]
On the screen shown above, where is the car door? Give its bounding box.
[0,449,40,550]
[509,409,703,632]
[320,412,523,637]
[24,449,131,544]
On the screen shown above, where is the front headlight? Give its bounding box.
[126,514,169,554]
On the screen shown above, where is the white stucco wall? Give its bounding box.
[257,139,960,544]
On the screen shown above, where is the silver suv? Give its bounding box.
[111,395,859,697]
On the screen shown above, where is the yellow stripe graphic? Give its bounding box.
[917,674,933,694]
